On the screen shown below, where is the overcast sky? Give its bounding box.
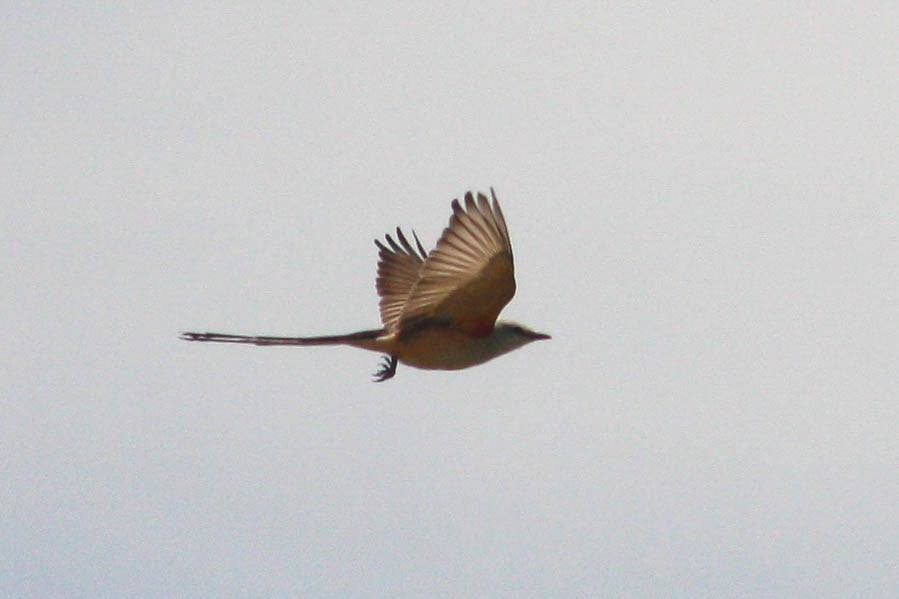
[4,4,898,597]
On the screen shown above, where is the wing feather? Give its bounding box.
[398,189,515,336]
[375,227,427,330]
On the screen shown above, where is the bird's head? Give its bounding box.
[491,321,551,354]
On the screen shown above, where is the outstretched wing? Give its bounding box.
[398,189,515,336]
[374,227,428,330]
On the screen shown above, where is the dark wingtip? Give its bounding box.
[463,191,477,212]
[411,229,427,259]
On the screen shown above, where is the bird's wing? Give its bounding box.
[398,190,515,336]
[374,227,428,330]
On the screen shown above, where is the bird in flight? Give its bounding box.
[180,189,549,381]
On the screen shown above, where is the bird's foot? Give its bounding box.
[373,355,398,382]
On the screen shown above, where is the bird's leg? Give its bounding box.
[373,355,398,382]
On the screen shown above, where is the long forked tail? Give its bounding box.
[179,328,385,347]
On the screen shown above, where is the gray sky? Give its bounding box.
[4,4,898,597]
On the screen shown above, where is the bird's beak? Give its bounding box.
[530,331,551,340]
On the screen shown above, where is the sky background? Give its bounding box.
[4,4,898,597]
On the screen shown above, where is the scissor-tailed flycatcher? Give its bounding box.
[181,189,549,381]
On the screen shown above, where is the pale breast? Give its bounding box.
[396,327,501,370]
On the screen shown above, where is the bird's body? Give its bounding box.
[181,189,549,381]
[380,323,532,370]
